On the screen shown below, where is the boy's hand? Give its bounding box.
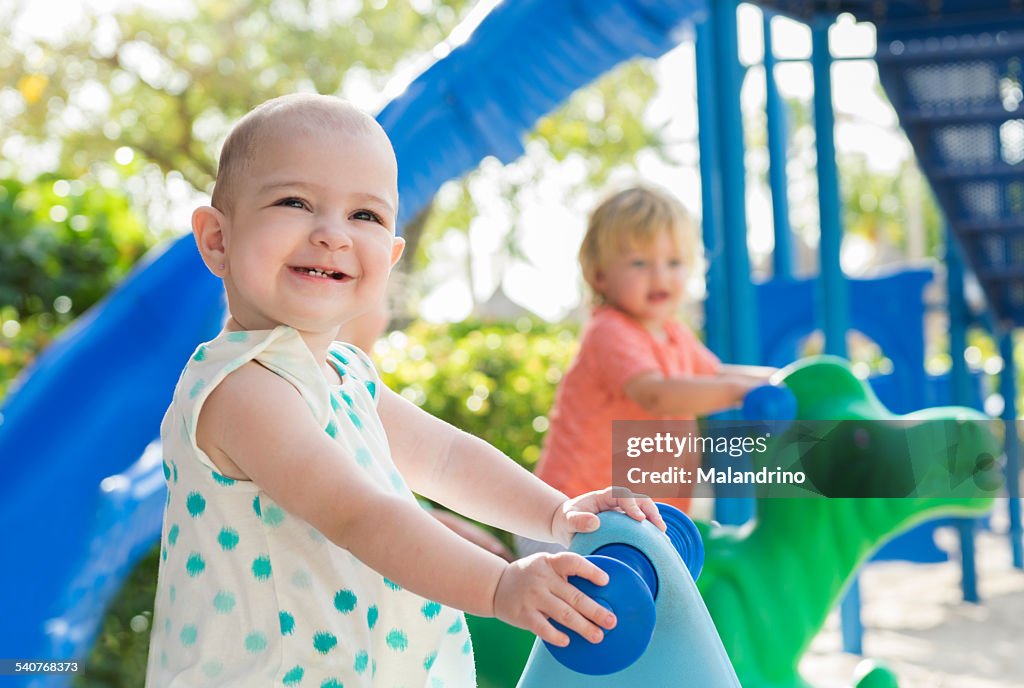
[551,486,667,546]
[493,552,616,646]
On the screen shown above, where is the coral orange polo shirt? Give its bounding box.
[535,306,720,512]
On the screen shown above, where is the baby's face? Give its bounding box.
[220,121,402,337]
[594,230,689,328]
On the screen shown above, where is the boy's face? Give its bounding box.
[594,229,688,329]
[215,121,403,338]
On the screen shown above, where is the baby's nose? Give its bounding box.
[311,221,354,250]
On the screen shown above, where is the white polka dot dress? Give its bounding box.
[146,326,475,687]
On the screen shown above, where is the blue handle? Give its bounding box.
[544,555,657,676]
[741,383,797,422]
[543,505,706,675]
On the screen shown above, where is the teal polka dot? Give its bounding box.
[334,589,357,614]
[330,394,342,411]
[160,651,167,669]
[245,631,267,654]
[347,410,363,429]
[355,447,372,467]
[292,569,312,589]
[280,611,295,636]
[169,585,176,604]
[211,471,236,486]
[252,495,262,518]
[325,420,338,438]
[180,624,198,647]
[372,660,377,677]
[162,461,171,480]
[367,605,378,630]
[172,462,178,484]
[213,591,235,614]
[313,631,337,655]
[161,548,167,562]
[462,638,472,654]
[334,351,350,365]
[186,492,206,517]
[192,345,207,361]
[263,504,285,527]
[422,600,441,620]
[383,577,402,591]
[282,665,304,685]
[431,679,444,688]
[227,331,249,342]
[386,629,408,652]
[188,379,206,399]
[447,617,463,634]
[321,680,343,688]
[340,391,354,407]
[252,555,272,581]
[186,553,206,577]
[212,589,234,614]
[424,651,437,670]
[218,527,239,551]
[389,472,406,492]
[202,660,222,678]
[365,380,377,398]
[167,524,179,546]
[354,650,369,674]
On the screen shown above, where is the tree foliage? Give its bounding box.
[2,0,474,193]
[0,175,151,397]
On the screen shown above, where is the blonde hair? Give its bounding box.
[579,185,697,299]
[211,93,390,213]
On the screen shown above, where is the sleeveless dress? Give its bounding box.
[145,326,475,688]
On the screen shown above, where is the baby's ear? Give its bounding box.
[389,235,406,270]
[192,205,228,276]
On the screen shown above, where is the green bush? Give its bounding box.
[77,317,579,685]
[0,175,152,398]
[376,318,578,469]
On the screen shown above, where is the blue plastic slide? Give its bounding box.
[0,236,225,672]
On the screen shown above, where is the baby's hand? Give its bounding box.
[493,552,616,647]
[551,486,667,546]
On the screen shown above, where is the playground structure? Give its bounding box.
[1,0,1023,686]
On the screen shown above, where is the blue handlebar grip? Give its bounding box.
[543,555,656,675]
[741,384,797,422]
[516,506,741,687]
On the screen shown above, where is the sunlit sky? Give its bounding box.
[14,1,912,323]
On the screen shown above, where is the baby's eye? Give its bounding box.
[352,209,384,224]
[276,197,310,210]
[630,259,648,268]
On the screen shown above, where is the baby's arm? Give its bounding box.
[380,388,663,544]
[622,366,776,417]
[197,362,613,645]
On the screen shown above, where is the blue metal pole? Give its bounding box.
[947,234,972,405]
[763,13,794,281]
[710,0,758,366]
[695,18,731,363]
[703,1,756,526]
[811,17,861,654]
[999,330,1023,569]
[811,18,848,358]
[946,227,980,602]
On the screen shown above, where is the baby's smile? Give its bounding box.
[647,290,671,303]
[290,264,353,282]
